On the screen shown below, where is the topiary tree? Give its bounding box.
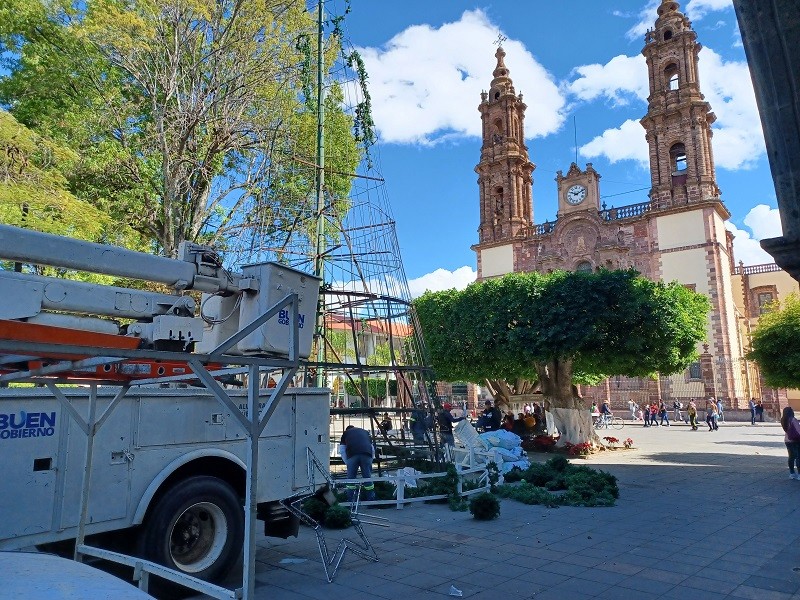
[415,270,709,445]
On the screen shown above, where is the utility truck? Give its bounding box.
[0,223,327,594]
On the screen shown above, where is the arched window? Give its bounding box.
[495,186,504,213]
[670,143,687,173]
[664,63,679,91]
[663,29,673,41]
[575,261,593,273]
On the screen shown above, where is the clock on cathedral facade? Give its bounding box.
[470,0,799,410]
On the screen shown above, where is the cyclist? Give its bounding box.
[597,401,612,426]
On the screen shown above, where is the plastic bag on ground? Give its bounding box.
[478,429,521,450]
[493,446,525,462]
[396,466,421,488]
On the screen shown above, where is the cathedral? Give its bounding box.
[470,0,799,412]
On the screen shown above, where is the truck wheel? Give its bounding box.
[141,476,243,583]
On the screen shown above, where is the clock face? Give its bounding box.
[566,184,587,205]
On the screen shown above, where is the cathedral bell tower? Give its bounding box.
[641,0,721,209]
[475,47,535,244]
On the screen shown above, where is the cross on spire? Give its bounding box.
[493,33,507,47]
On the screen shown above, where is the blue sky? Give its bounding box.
[339,0,781,296]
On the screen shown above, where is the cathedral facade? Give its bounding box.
[471,0,799,411]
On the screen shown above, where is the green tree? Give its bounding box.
[0,109,147,281]
[0,110,109,239]
[747,294,800,389]
[0,0,361,257]
[344,378,397,402]
[415,270,709,444]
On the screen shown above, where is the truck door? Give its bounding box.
[0,399,61,542]
[59,393,134,528]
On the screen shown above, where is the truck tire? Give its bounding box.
[140,476,243,583]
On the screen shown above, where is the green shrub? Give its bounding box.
[547,455,570,473]
[448,495,468,512]
[503,466,525,483]
[497,460,618,508]
[323,504,352,529]
[301,498,329,523]
[561,486,615,507]
[496,482,560,508]
[373,480,396,501]
[469,492,500,520]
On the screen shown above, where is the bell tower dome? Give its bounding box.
[640,0,721,209]
[475,47,535,244]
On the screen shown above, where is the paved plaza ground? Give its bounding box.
[193,420,800,600]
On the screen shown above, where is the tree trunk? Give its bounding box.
[550,407,598,446]
[535,359,599,446]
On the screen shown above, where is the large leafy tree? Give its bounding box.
[0,109,145,280]
[0,0,361,257]
[0,110,108,239]
[415,270,709,444]
[747,294,800,389]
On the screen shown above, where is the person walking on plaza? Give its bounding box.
[339,425,376,501]
[650,403,659,426]
[673,400,684,423]
[716,399,724,423]
[687,399,698,430]
[643,403,651,427]
[757,400,765,422]
[659,401,670,426]
[706,400,719,431]
[780,407,800,480]
[749,398,757,426]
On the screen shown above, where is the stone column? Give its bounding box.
[732,1,800,281]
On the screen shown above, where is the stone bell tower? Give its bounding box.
[475,47,535,244]
[641,0,721,209]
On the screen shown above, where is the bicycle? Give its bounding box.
[594,414,625,430]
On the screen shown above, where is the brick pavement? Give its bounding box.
[198,422,800,600]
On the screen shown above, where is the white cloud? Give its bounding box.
[743,204,782,239]
[685,0,733,21]
[357,9,566,145]
[727,204,783,266]
[697,48,765,169]
[726,223,773,266]
[626,0,732,40]
[569,47,764,170]
[566,54,648,106]
[579,119,649,165]
[625,0,660,41]
[407,266,476,297]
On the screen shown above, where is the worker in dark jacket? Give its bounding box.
[437,402,465,447]
[409,407,429,443]
[477,400,502,431]
[339,425,375,501]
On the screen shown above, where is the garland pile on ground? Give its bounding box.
[498,455,619,507]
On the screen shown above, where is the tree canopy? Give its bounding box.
[0,110,110,240]
[416,269,708,385]
[747,294,800,389]
[415,270,709,443]
[0,0,363,257]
